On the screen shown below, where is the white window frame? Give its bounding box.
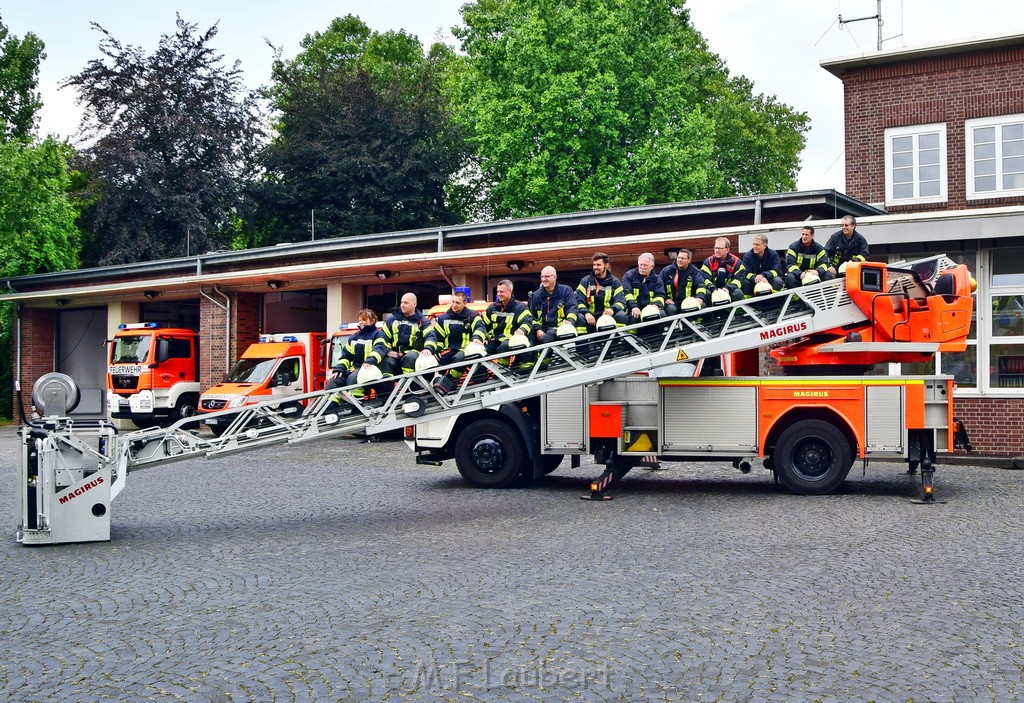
[966,113,1024,200]
[884,123,947,206]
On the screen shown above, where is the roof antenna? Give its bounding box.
[838,0,883,50]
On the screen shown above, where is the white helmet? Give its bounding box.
[414,354,438,372]
[680,296,703,312]
[507,332,531,349]
[710,288,731,306]
[356,365,383,384]
[640,304,662,321]
[800,270,821,285]
[753,280,773,296]
[838,261,849,275]
[556,321,578,339]
[595,314,617,331]
[462,340,487,359]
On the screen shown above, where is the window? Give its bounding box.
[884,123,947,205]
[966,113,1024,200]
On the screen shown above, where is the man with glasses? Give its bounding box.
[825,215,869,277]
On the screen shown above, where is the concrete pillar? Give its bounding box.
[327,282,364,330]
[106,301,140,337]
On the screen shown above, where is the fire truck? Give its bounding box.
[105,323,200,428]
[17,255,974,545]
[198,332,327,435]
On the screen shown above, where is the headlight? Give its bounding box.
[227,396,247,408]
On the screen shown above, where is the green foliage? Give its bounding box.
[451,0,809,218]
[0,138,80,276]
[0,17,44,141]
[243,15,468,246]
[65,16,265,265]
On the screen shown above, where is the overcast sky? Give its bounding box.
[3,0,1022,192]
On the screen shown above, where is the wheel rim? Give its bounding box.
[789,436,835,481]
[470,436,505,474]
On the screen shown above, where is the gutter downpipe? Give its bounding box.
[199,286,232,373]
[438,264,456,291]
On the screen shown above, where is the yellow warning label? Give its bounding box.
[676,349,688,361]
[626,432,655,452]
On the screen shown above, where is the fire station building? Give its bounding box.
[5,31,1024,460]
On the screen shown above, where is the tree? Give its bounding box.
[0,16,44,141]
[450,0,809,219]
[65,16,264,265]
[242,15,467,246]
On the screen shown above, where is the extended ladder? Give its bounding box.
[18,255,958,544]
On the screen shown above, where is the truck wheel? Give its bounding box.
[455,418,527,488]
[171,394,199,423]
[773,419,852,495]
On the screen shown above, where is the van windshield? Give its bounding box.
[225,358,276,384]
[111,335,151,364]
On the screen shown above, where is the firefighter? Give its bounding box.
[824,215,869,277]
[421,290,487,394]
[381,292,426,378]
[325,308,388,408]
[482,279,533,364]
[529,266,585,343]
[740,233,785,297]
[660,248,709,314]
[576,252,628,333]
[623,253,667,320]
[784,226,833,289]
[701,237,745,303]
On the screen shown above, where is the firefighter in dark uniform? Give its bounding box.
[785,226,833,289]
[824,215,870,277]
[421,290,487,393]
[740,233,785,297]
[529,266,585,343]
[622,252,667,319]
[381,292,425,377]
[482,279,533,362]
[326,308,388,405]
[660,248,709,313]
[701,237,746,303]
[576,252,628,332]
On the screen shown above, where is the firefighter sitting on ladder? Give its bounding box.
[421,290,488,395]
[325,308,389,411]
[482,279,534,367]
[381,292,426,378]
[784,225,833,289]
[576,252,628,334]
[660,248,708,314]
[529,266,585,343]
[623,252,667,320]
[701,237,746,304]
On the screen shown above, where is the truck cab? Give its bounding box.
[198,332,327,435]
[106,322,199,428]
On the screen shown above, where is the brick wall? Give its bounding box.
[842,46,1024,210]
[953,396,1024,458]
[199,292,262,389]
[8,307,56,416]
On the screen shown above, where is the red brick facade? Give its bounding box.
[15,307,56,404]
[841,45,1024,211]
[954,397,1024,458]
[199,292,261,389]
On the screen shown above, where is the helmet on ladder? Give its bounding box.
[710,288,731,306]
[508,332,531,349]
[753,280,773,296]
[680,296,703,312]
[800,270,821,286]
[556,321,578,339]
[414,354,439,372]
[838,261,849,275]
[640,304,662,322]
[462,340,487,359]
[356,365,384,384]
[595,314,617,331]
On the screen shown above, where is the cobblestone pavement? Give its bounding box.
[2,423,1023,703]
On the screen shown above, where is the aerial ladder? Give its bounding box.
[16,255,974,545]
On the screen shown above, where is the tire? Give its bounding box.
[540,454,564,475]
[160,394,199,428]
[772,419,853,495]
[455,418,527,488]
